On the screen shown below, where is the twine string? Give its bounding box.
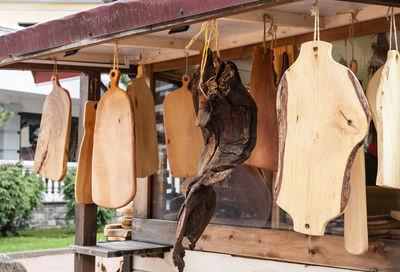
[113,42,119,70]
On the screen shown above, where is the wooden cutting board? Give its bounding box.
[366,66,384,126]
[163,74,204,177]
[75,101,97,204]
[275,41,369,236]
[244,47,278,171]
[375,50,400,189]
[33,75,71,181]
[126,65,159,178]
[344,148,368,254]
[92,69,136,209]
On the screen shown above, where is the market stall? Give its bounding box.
[1,0,400,271]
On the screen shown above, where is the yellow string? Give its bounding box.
[185,20,221,97]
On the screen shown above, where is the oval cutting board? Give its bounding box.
[375,50,400,189]
[163,74,204,177]
[33,75,71,181]
[126,65,159,178]
[75,101,97,204]
[92,69,136,209]
[275,41,369,236]
[244,47,278,171]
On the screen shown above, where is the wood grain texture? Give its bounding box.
[275,41,369,236]
[366,66,383,126]
[163,74,204,177]
[33,75,71,181]
[92,69,136,209]
[244,47,278,171]
[126,65,159,178]
[75,101,97,204]
[132,218,400,272]
[344,148,368,255]
[376,50,400,189]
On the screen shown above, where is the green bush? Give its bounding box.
[0,162,44,236]
[62,169,116,227]
[0,106,14,127]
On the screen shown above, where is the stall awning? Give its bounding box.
[0,0,288,66]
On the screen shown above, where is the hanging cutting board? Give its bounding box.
[275,41,369,236]
[92,69,136,209]
[163,74,204,177]
[366,66,383,126]
[344,148,368,254]
[375,50,400,189]
[244,47,278,171]
[33,75,71,181]
[75,101,97,204]
[126,65,158,178]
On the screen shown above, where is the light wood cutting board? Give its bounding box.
[92,69,136,209]
[375,50,400,189]
[344,148,368,254]
[244,47,278,171]
[275,41,369,236]
[163,74,204,177]
[75,101,97,204]
[366,66,383,126]
[33,75,71,181]
[126,65,159,178]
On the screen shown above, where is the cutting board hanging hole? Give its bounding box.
[305,224,310,229]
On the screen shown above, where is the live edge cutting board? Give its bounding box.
[33,75,71,181]
[244,47,278,171]
[375,50,400,189]
[275,41,369,236]
[92,69,136,209]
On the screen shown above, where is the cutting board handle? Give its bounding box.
[51,74,61,87]
[137,65,146,78]
[110,68,121,88]
[182,74,191,89]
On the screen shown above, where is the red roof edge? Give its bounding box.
[0,0,278,64]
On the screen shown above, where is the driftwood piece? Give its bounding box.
[172,50,257,272]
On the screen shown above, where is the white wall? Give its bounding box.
[132,251,360,272]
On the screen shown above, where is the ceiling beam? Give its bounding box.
[339,0,400,7]
[103,35,203,51]
[220,9,324,29]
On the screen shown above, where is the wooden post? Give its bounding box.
[74,72,100,272]
[122,256,133,272]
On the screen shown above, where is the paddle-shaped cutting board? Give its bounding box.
[344,62,368,255]
[275,41,369,236]
[33,75,71,181]
[344,147,368,254]
[126,65,158,178]
[92,69,136,209]
[375,50,400,189]
[163,74,204,177]
[75,101,97,204]
[244,47,278,171]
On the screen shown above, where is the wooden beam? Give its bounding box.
[340,0,400,7]
[104,36,203,51]
[221,9,322,29]
[153,14,400,72]
[0,62,137,74]
[132,219,400,272]
[74,72,99,272]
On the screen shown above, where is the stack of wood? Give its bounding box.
[104,202,133,241]
[368,211,400,239]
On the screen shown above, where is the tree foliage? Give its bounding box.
[0,162,44,236]
[0,106,14,127]
[62,169,116,227]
